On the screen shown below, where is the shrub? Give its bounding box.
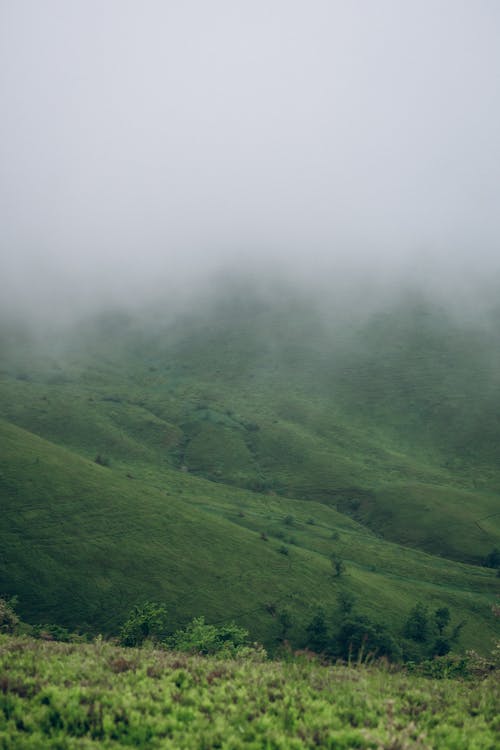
[32,623,74,642]
[336,615,402,662]
[330,554,345,577]
[119,602,169,647]
[484,548,500,569]
[0,596,19,634]
[171,617,250,656]
[434,606,451,634]
[278,610,293,640]
[305,609,329,654]
[404,602,429,642]
[337,590,356,615]
[94,454,110,467]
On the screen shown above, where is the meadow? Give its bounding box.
[1,634,499,750]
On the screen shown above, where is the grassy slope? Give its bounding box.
[0,292,499,649]
[2,295,499,563]
[0,419,498,652]
[1,635,499,750]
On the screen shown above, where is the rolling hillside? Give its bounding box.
[0,287,499,651]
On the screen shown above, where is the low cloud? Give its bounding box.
[1,1,500,322]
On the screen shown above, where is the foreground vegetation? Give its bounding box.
[0,634,498,750]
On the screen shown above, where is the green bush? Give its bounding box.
[404,602,429,642]
[119,602,169,647]
[0,596,19,634]
[170,616,251,656]
[32,624,74,642]
[336,615,402,662]
[305,609,329,654]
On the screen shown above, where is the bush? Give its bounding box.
[330,555,345,577]
[32,623,74,642]
[0,596,19,634]
[119,602,169,647]
[336,615,402,662]
[484,548,500,569]
[404,602,429,642]
[305,609,329,654]
[170,616,250,656]
[94,454,110,467]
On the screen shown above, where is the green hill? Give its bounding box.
[0,288,499,652]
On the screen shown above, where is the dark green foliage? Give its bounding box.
[404,603,465,659]
[0,596,19,634]
[434,606,451,634]
[170,616,250,656]
[407,653,470,679]
[484,547,500,568]
[93,454,110,467]
[337,590,356,615]
[278,609,293,640]
[432,636,452,657]
[330,554,345,577]
[119,602,169,647]
[336,615,402,662]
[305,609,329,653]
[32,624,75,642]
[404,602,429,642]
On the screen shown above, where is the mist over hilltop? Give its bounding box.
[1,1,500,324]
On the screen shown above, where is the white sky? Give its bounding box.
[1,1,500,316]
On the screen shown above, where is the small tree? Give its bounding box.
[337,590,356,615]
[0,596,19,634]
[305,609,329,653]
[434,606,451,635]
[330,554,345,577]
[278,609,293,641]
[119,602,169,647]
[336,615,402,662]
[404,602,429,643]
[484,548,500,569]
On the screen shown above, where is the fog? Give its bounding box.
[1,1,500,323]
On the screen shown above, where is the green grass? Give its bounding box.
[0,635,498,749]
[1,291,500,651]
[0,419,498,653]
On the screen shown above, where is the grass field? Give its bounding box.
[0,635,498,750]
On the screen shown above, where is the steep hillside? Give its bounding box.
[0,419,498,653]
[1,290,499,652]
[1,290,499,565]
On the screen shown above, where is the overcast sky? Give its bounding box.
[1,1,500,317]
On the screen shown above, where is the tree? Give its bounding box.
[278,609,293,641]
[305,609,329,653]
[330,554,345,577]
[337,590,356,615]
[484,548,500,569]
[119,602,169,647]
[434,606,451,635]
[403,602,429,643]
[336,615,401,662]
